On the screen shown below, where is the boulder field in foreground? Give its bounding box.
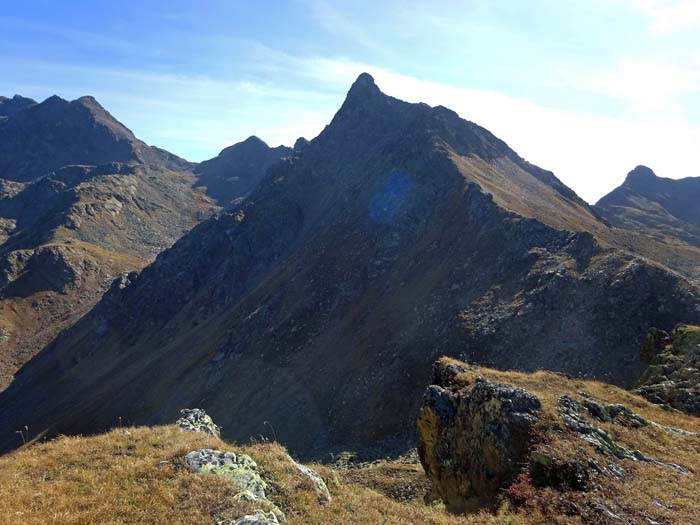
[418,358,700,523]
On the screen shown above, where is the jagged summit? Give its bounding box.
[596,166,700,253]
[0,94,36,117]
[293,137,309,151]
[332,72,388,119]
[220,135,270,154]
[349,72,378,92]
[0,93,188,181]
[194,135,291,204]
[624,165,658,185]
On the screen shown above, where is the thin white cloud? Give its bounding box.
[622,0,700,35]
[293,58,700,203]
[577,57,699,115]
[298,0,391,57]
[5,54,698,204]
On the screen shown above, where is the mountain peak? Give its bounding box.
[346,72,381,99]
[241,135,268,147]
[0,93,187,181]
[625,165,658,185]
[350,72,377,90]
[0,94,37,117]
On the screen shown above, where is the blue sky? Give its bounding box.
[1,0,699,202]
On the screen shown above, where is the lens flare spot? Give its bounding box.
[368,171,412,224]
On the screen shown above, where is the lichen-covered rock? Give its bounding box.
[636,325,700,415]
[558,395,691,474]
[417,362,541,513]
[290,460,331,504]
[232,492,286,523]
[559,396,640,460]
[176,408,221,438]
[184,449,267,498]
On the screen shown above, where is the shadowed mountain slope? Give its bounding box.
[0,94,297,388]
[0,95,36,118]
[194,135,291,206]
[0,96,216,388]
[1,74,698,456]
[594,166,700,282]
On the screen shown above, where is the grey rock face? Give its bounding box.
[558,395,691,474]
[417,364,541,512]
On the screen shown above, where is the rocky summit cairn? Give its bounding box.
[417,360,542,512]
[176,408,221,438]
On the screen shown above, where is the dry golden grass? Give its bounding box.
[0,424,522,525]
[1,362,699,524]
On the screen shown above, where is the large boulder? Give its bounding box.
[176,408,221,438]
[291,460,331,504]
[417,360,541,512]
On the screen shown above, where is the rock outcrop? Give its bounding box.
[291,459,332,504]
[636,325,700,414]
[417,361,541,512]
[227,510,280,525]
[176,408,222,438]
[417,359,697,516]
[185,449,269,499]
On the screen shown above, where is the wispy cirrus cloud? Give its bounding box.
[5,52,698,203]
[622,0,700,35]
[576,57,700,115]
[290,57,700,203]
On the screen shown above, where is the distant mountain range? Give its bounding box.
[0,94,291,388]
[597,164,700,248]
[0,74,698,456]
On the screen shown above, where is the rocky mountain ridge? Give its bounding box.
[595,165,700,280]
[0,93,292,389]
[195,135,293,206]
[0,94,191,183]
[0,94,36,118]
[1,74,697,456]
